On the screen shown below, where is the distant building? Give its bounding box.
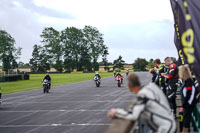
[0,64,134,73]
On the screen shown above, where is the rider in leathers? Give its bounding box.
[162,57,179,116]
[115,72,123,84]
[94,72,101,80]
[154,59,169,95]
[43,73,51,88]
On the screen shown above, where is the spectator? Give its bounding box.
[153,58,168,94]
[162,57,178,116]
[107,73,176,133]
[179,65,197,132]
[149,68,157,82]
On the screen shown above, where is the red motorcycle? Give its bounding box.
[116,76,123,87]
[126,71,129,76]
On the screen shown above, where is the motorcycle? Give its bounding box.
[94,76,101,87]
[126,71,129,76]
[116,76,123,87]
[43,79,50,93]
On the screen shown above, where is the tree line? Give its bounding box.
[0,28,166,73]
[29,26,109,72]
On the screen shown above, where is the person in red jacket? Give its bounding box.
[161,57,179,116]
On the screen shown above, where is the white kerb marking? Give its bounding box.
[51,124,62,126]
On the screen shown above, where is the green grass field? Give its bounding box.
[0,72,113,94]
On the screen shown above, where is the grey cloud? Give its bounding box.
[0,0,177,64]
[0,0,76,63]
[4,0,76,19]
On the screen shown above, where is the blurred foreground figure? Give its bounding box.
[107,73,176,133]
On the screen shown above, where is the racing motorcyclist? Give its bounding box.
[94,72,101,80]
[115,72,124,84]
[126,69,129,76]
[43,73,51,88]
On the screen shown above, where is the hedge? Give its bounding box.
[0,74,30,82]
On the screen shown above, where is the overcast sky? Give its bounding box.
[0,0,178,63]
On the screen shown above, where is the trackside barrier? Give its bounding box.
[0,74,29,82]
[134,69,141,72]
[83,71,95,73]
[192,105,200,132]
[105,119,134,133]
[105,101,136,133]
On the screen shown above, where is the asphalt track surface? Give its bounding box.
[0,72,151,133]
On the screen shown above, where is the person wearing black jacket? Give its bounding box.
[94,72,101,80]
[149,68,157,82]
[43,73,51,88]
[179,65,197,132]
[162,57,179,116]
[153,59,168,94]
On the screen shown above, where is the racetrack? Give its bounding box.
[0,72,151,133]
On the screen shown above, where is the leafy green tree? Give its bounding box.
[113,55,125,70]
[29,44,50,72]
[61,27,85,71]
[18,61,25,68]
[36,26,109,72]
[39,48,51,72]
[41,27,63,72]
[133,58,148,71]
[18,62,30,68]
[83,26,107,71]
[79,45,92,71]
[29,44,41,72]
[0,29,21,72]
[102,48,109,71]
[146,58,154,70]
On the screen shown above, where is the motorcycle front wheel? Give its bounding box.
[96,82,100,87]
[118,81,121,87]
